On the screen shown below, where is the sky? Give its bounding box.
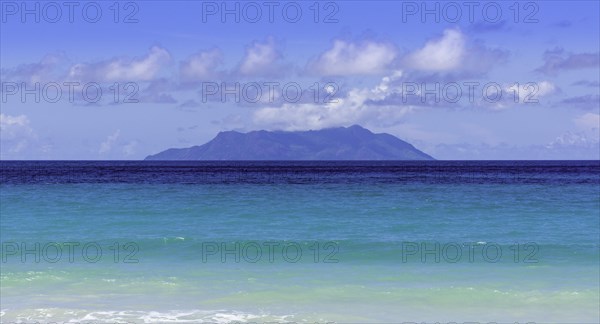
[1,0,599,160]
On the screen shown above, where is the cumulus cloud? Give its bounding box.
[547,131,598,148]
[433,141,599,160]
[405,29,465,72]
[542,113,600,155]
[252,72,413,131]
[574,113,600,134]
[122,140,139,157]
[0,113,37,154]
[251,66,558,130]
[360,75,552,112]
[505,80,558,105]
[0,53,67,83]
[252,101,412,131]
[180,48,223,81]
[2,48,170,84]
[237,37,284,77]
[99,130,121,154]
[68,46,171,82]
[536,81,559,97]
[97,130,142,158]
[535,48,600,75]
[307,40,397,76]
[403,29,507,76]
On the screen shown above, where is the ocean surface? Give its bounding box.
[1,161,599,323]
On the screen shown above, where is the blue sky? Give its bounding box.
[1,0,599,159]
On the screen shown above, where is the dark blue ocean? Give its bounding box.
[1,161,599,322]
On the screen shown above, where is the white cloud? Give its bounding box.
[0,53,66,84]
[0,113,37,153]
[122,140,139,156]
[433,141,599,160]
[99,130,121,154]
[547,131,598,148]
[543,113,599,151]
[537,81,558,97]
[0,114,30,137]
[68,46,171,82]
[574,113,600,143]
[402,29,507,76]
[180,48,223,81]
[238,37,282,76]
[252,72,413,131]
[574,113,600,130]
[506,80,557,104]
[406,29,465,72]
[308,40,397,76]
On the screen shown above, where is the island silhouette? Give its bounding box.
[146,125,434,160]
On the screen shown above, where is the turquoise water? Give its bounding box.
[1,161,599,322]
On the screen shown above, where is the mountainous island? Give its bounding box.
[145,125,434,160]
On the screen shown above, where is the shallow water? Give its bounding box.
[1,161,599,322]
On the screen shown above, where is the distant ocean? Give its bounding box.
[1,161,599,323]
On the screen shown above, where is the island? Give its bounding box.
[145,125,434,160]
